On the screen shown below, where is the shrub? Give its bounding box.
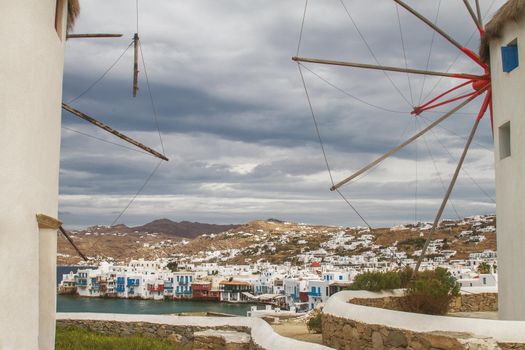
[350,271,401,291]
[306,312,322,333]
[55,326,182,350]
[397,267,414,288]
[477,262,490,274]
[404,267,460,315]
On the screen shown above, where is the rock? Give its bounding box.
[426,332,465,350]
[387,330,408,347]
[372,331,384,350]
[167,333,183,344]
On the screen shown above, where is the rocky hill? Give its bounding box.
[57,216,496,266]
[132,219,239,239]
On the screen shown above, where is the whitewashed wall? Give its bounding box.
[490,15,525,321]
[0,0,67,349]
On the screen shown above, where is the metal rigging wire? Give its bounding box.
[418,0,442,105]
[298,63,372,230]
[420,117,496,204]
[296,0,308,57]
[395,3,415,106]
[339,0,413,108]
[62,126,152,156]
[420,128,463,220]
[420,114,492,152]
[138,43,166,155]
[299,62,477,116]
[67,40,134,104]
[421,0,497,103]
[106,0,167,228]
[296,0,372,229]
[299,64,406,114]
[110,160,163,226]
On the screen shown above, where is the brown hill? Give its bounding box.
[131,219,240,239]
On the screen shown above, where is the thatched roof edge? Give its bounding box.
[67,0,80,33]
[480,0,525,63]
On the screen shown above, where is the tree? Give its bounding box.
[405,267,460,315]
[166,260,178,272]
[350,271,401,291]
[477,262,491,274]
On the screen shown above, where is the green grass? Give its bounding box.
[55,326,182,350]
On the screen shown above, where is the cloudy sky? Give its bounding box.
[60,0,505,229]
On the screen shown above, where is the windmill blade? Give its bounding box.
[67,33,123,39]
[413,108,485,275]
[475,0,483,28]
[62,103,168,161]
[462,0,482,31]
[393,0,484,67]
[133,33,140,97]
[292,56,484,80]
[330,90,485,191]
[59,226,88,262]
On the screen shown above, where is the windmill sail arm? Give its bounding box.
[329,88,487,191]
[62,103,168,161]
[292,56,485,80]
[393,0,485,68]
[66,33,123,39]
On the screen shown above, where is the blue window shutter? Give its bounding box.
[502,45,519,72]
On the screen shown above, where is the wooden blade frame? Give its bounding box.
[413,90,491,275]
[329,90,485,191]
[292,56,485,80]
[133,33,140,97]
[462,0,482,31]
[62,103,168,161]
[67,34,123,39]
[59,226,88,262]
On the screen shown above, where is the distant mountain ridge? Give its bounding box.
[131,219,240,239]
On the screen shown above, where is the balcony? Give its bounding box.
[76,279,88,286]
[308,291,321,297]
[126,278,140,287]
[176,290,192,295]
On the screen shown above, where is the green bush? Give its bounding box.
[350,271,401,291]
[56,326,182,350]
[306,312,322,334]
[397,267,414,288]
[477,262,490,274]
[404,267,460,315]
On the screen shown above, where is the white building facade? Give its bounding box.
[484,1,525,320]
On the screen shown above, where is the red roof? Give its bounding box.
[310,262,321,267]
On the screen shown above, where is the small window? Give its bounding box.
[499,121,511,159]
[502,39,519,73]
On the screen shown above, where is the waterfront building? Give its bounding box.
[219,280,254,302]
[173,272,195,299]
[192,282,220,301]
[307,280,329,310]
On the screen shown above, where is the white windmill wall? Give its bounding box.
[489,16,525,320]
[0,0,68,349]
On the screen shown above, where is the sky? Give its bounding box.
[59,0,505,229]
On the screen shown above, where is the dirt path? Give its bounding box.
[270,319,323,344]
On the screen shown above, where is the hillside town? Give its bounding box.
[59,215,498,312]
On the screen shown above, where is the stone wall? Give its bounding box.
[56,319,253,350]
[350,293,498,313]
[321,314,525,350]
[449,293,498,313]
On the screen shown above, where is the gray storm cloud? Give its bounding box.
[60,0,502,229]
